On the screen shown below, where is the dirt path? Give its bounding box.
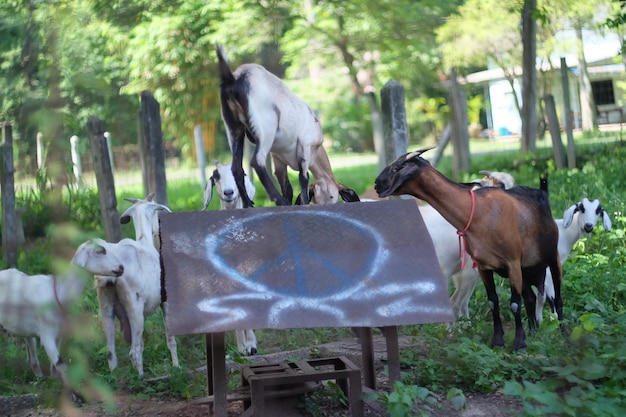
[3,335,523,417]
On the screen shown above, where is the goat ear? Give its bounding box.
[601,209,612,232]
[202,178,215,210]
[120,204,135,224]
[562,203,579,228]
[124,197,140,204]
[339,186,361,203]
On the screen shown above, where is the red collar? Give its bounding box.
[457,188,476,270]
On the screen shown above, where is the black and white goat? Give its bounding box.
[216,46,359,207]
[375,147,562,351]
[203,161,258,355]
[535,197,612,323]
[73,197,179,378]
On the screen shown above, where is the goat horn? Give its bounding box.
[406,145,437,160]
[478,170,492,176]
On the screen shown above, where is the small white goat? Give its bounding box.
[203,162,258,356]
[0,263,107,388]
[216,45,358,207]
[535,197,612,323]
[72,235,178,378]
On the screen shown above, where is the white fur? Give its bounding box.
[73,196,179,378]
[535,197,611,323]
[217,46,357,206]
[0,264,94,385]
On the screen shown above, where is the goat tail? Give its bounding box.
[215,45,235,84]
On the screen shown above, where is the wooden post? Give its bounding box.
[194,125,207,188]
[70,135,84,188]
[381,79,409,168]
[544,95,566,169]
[1,123,18,268]
[139,90,168,207]
[104,132,115,173]
[560,58,576,169]
[449,68,470,177]
[87,117,122,243]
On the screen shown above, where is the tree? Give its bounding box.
[279,0,456,158]
[437,0,523,121]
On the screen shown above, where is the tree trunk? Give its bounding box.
[544,95,566,169]
[449,68,470,177]
[521,0,538,154]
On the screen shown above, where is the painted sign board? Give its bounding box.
[160,199,453,336]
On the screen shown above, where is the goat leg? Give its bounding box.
[480,270,505,347]
[25,337,44,377]
[509,287,527,352]
[230,131,255,208]
[160,301,180,367]
[97,286,119,371]
[273,156,294,204]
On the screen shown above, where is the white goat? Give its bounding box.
[72,235,178,378]
[216,45,359,207]
[535,197,612,324]
[0,263,106,389]
[203,162,258,356]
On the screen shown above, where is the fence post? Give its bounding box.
[560,58,576,169]
[139,90,168,206]
[1,123,18,268]
[70,135,84,188]
[104,131,115,173]
[194,125,207,188]
[87,117,122,243]
[36,131,45,169]
[381,79,409,168]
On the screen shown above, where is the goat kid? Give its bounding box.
[535,197,612,323]
[73,236,179,378]
[374,147,562,351]
[0,262,113,398]
[202,161,258,356]
[216,46,358,207]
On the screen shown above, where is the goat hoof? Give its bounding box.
[71,390,85,406]
[249,347,257,356]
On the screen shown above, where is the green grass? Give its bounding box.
[1,138,625,415]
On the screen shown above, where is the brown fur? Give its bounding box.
[375,148,562,351]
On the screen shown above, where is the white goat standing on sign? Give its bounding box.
[203,162,258,355]
[215,45,359,207]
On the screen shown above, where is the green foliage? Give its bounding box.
[1,142,624,414]
[375,381,438,417]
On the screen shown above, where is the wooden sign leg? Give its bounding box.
[205,332,227,416]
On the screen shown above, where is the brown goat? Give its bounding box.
[374,147,562,351]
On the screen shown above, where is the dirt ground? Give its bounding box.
[2,335,523,417]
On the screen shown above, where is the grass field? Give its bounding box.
[1,133,625,416]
